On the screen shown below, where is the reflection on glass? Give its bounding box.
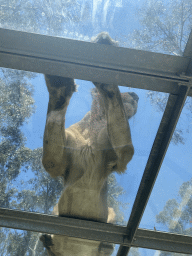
[116,89,166,226]
[1,0,191,53]
[140,96,192,237]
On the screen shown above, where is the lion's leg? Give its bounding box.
[94,82,134,173]
[40,235,56,256]
[42,75,76,178]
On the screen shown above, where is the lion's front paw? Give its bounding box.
[94,82,118,98]
[40,234,57,255]
[45,75,77,111]
[45,75,76,98]
[40,234,54,248]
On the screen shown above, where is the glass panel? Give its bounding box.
[0,227,115,255]
[0,68,166,226]
[1,0,191,53]
[140,96,192,236]
[112,244,120,256]
[0,69,63,214]
[115,87,166,226]
[132,248,191,256]
[0,228,47,255]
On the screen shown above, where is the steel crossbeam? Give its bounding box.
[0,208,192,254]
[0,28,191,95]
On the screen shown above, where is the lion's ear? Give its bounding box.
[107,207,116,223]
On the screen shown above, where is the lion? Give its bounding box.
[40,32,138,256]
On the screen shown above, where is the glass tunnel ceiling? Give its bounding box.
[0,1,192,256]
[0,28,192,255]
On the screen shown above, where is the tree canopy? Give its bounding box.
[129,0,192,145]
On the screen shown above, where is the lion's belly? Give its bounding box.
[51,235,100,256]
[53,144,108,255]
[58,185,107,222]
[59,143,108,222]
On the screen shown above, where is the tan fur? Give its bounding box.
[41,33,138,256]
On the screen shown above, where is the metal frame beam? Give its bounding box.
[0,28,192,96]
[0,208,192,255]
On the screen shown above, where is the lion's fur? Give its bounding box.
[41,32,138,256]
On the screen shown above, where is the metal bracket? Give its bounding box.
[178,72,192,87]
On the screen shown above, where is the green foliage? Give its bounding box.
[0,0,89,37]
[0,68,64,254]
[130,0,192,145]
[0,69,35,208]
[155,179,192,256]
[156,179,192,235]
[130,0,192,54]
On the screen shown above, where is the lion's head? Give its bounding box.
[91,87,138,121]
